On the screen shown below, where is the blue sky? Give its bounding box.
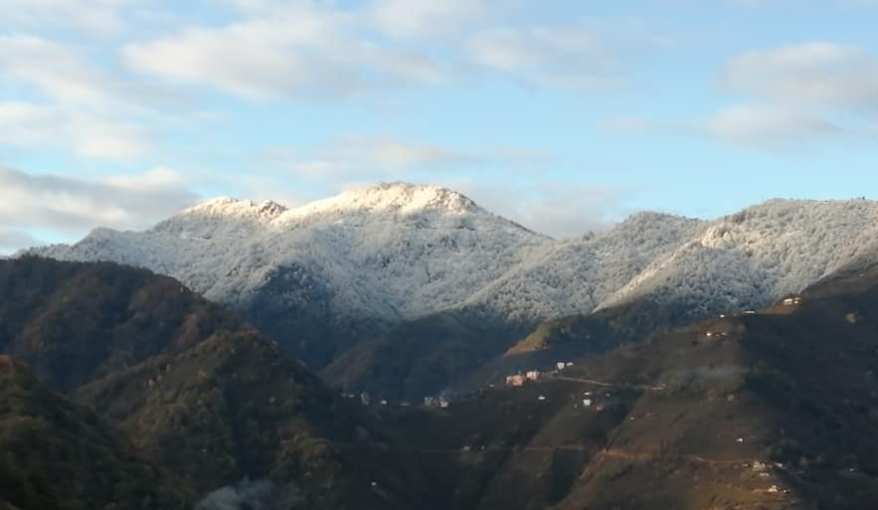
[1,0,877,252]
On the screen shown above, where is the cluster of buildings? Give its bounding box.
[504,361,575,387]
[704,330,729,338]
[578,390,609,412]
[424,396,450,408]
[505,370,542,387]
[340,391,447,409]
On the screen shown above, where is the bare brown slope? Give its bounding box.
[380,262,878,510]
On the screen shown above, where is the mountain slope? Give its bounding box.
[0,355,187,510]
[382,259,878,509]
[0,257,431,509]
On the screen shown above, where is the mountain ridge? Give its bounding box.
[24,184,878,396]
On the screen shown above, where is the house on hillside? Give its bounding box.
[506,374,526,387]
[526,370,541,381]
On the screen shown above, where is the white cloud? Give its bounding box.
[0,102,63,147]
[2,0,135,34]
[603,105,843,147]
[0,229,38,254]
[104,166,188,190]
[723,42,878,109]
[286,136,473,179]
[607,42,878,148]
[704,105,842,146]
[0,36,161,160]
[0,166,200,251]
[121,3,658,100]
[0,34,186,112]
[277,136,553,185]
[370,0,491,38]
[0,35,113,107]
[0,101,151,160]
[468,25,620,89]
[455,180,623,238]
[122,4,444,100]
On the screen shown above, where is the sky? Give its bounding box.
[1,0,878,253]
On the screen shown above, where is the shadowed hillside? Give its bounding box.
[0,355,187,510]
[0,257,431,510]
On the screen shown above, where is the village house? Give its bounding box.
[526,370,541,381]
[506,374,526,387]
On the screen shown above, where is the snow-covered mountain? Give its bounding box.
[33,183,546,322]
[27,183,878,381]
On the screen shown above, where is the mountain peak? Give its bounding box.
[181,197,289,221]
[287,182,481,218]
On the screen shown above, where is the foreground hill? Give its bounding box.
[27,184,878,397]
[378,259,878,509]
[0,257,428,509]
[0,355,186,510]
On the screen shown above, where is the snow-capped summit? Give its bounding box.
[30,182,543,325]
[175,197,289,221]
[284,182,481,219]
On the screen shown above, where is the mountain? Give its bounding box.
[7,233,878,508]
[29,183,546,369]
[27,184,878,397]
[0,257,430,509]
[376,257,878,509]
